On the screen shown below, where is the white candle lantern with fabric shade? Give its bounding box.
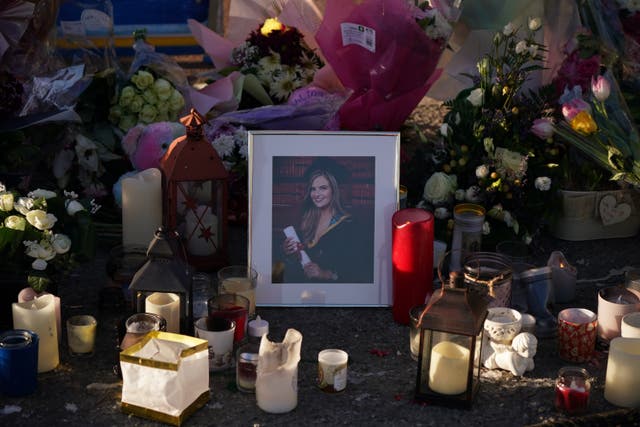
[129,227,192,335]
[160,108,229,271]
[415,273,488,408]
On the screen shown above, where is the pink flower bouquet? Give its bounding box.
[315,0,463,131]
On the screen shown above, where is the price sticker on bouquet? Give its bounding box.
[340,23,376,52]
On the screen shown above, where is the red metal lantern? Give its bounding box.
[160,109,229,270]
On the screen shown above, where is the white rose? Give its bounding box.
[52,234,72,254]
[528,17,542,31]
[534,176,552,191]
[24,240,56,261]
[32,258,48,271]
[66,199,85,216]
[515,40,527,55]
[25,210,57,230]
[465,186,483,203]
[423,172,457,204]
[454,189,466,201]
[466,88,484,107]
[154,78,173,101]
[4,215,26,230]
[28,189,56,199]
[434,207,450,219]
[14,197,34,215]
[528,44,538,57]
[476,165,490,179]
[0,192,14,211]
[503,22,515,36]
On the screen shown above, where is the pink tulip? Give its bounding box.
[591,75,611,102]
[531,117,554,139]
[561,98,591,122]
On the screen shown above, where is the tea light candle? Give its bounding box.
[428,341,469,395]
[597,286,640,342]
[12,294,59,373]
[547,251,577,303]
[604,337,640,408]
[122,168,162,248]
[185,205,218,256]
[145,292,180,333]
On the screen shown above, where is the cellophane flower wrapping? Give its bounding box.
[315,0,463,131]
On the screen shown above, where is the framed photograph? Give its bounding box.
[248,131,400,306]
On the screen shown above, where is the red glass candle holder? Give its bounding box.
[554,366,592,416]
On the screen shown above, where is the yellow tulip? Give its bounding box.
[570,111,598,135]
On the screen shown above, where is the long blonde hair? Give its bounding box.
[300,169,346,244]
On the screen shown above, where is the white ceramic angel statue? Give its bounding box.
[481,331,538,376]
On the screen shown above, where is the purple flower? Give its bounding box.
[561,98,591,122]
[531,117,554,140]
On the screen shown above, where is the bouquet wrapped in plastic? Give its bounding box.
[315,0,463,131]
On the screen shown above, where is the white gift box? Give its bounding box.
[120,331,209,426]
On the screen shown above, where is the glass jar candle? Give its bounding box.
[449,204,485,271]
[554,366,592,416]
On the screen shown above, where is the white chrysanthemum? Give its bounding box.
[476,165,490,179]
[270,70,297,102]
[212,134,236,158]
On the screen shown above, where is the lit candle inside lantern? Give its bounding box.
[145,292,180,333]
[604,337,640,408]
[547,251,577,304]
[122,168,162,248]
[12,294,59,373]
[184,205,218,256]
[428,341,469,395]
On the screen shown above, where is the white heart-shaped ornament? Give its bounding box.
[599,194,632,226]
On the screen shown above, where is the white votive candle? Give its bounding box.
[428,341,469,395]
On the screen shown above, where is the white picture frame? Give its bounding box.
[248,131,400,306]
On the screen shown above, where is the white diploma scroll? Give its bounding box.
[283,226,311,266]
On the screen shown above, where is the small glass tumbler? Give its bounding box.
[208,294,250,344]
[217,266,258,318]
[555,366,592,416]
[67,315,97,356]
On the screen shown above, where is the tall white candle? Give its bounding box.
[184,205,218,256]
[604,337,640,408]
[145,292,181,333]
[428,341,470,395]
[122,168,162,248]
[12,294,59,373]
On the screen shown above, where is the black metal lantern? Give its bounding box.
[160,108,229,271]
[128,227,192,335]
[415,274,488,408]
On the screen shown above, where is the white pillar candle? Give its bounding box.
[145,292,181,333]
[597,286,640,342]
[604,337,640,408]
[12,294,59,373]
[184,205,218,256]
[428,341,470,395]
[122,168,162,248]
[18,288,61,344]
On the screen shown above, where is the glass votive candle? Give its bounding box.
[208,294,250,344]
[554,366,592,416]
[66,315,98,356]
[217,266,258,318]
